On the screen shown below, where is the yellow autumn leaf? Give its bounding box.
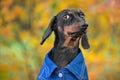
[19,30,30,43]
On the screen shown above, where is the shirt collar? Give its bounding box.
[44,48,85,79]
[65,50,85,79]
[44,49,57,77]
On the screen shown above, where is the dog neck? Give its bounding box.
[50,37,80,68]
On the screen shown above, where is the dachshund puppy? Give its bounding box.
[37,9,90,80]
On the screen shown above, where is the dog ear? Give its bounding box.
[81,34,90,49]
[40,16,56,45]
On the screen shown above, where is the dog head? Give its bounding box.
[40,9,90,49]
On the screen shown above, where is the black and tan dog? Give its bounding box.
[38,9,90,80]
[41,9,90,68]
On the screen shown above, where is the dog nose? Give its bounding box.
[81,23,88,28]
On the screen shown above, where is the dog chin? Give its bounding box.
[62,32,82,48]
[68,30,83,39]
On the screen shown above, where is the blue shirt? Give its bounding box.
[36,49,88,80]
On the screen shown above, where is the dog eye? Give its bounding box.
[79,15,85,20]
[78,12,85,19]
[63,15,70,20]
[80,16,85,19]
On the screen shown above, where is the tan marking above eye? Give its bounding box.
[58,26,62,32]
[68,11,72,14]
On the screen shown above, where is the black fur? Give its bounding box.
[40,9,90,68]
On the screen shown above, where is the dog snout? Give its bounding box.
[81,23,88,28]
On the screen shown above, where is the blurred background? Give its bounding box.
[0,0,120,80]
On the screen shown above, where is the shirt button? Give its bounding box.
[58,73,63,78]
